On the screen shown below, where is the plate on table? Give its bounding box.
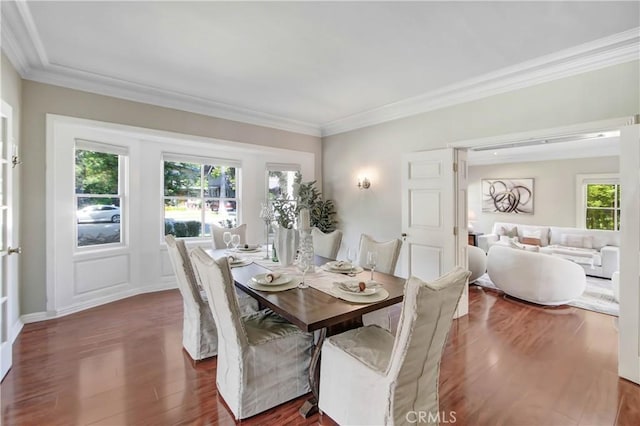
[234,244,262,253]
[247,278,299,292]
[251,273,292,286]
[334,280,381,296]
[228,258,252,268]
[330,286,390,304]
[325,260,353,271]
[322,263,364,274]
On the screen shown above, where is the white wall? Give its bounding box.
[21,80,321,315]
[322,61,639,278]
[468,156,620,234]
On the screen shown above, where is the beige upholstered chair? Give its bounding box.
[357,234,402,275]
[211,223,247,249]
[311,227,343,259]
[358,234,402,331]
[165,235,257,361]
[319,267,470,425]
[190,247,314,420]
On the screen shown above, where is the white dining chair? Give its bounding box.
[165,235,257,360]
[211,223,246,249]
[358,234,402,331]
[190,247,314,420]
[319,267,470,425]
[311,227,343,259]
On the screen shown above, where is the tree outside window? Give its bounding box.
[585,183,621,230]
[163,160,238,238]
[75,148,123,247]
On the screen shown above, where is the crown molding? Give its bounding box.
[2,0,638,139]
[321,28,640,136]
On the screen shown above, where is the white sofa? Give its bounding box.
[478,222,619,279]
[487,245,586,306]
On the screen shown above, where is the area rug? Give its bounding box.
[473,273,619,317]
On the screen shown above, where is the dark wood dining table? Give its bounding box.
[207,249,406,417]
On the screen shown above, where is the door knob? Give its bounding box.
[8,247,22,255]
[401,233,407,241]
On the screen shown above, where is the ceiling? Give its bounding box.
[2,1,639,136]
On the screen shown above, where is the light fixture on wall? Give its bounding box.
[11,145,22,168]
[357,176,371,190]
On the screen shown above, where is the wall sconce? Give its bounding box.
[11,145,22,168]
[357,177,371,190]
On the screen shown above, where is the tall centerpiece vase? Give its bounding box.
[274,225,299,267]
[296,208,314,288]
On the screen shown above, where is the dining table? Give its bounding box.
[206,248,406,417]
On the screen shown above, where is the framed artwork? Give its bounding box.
[482,178,534,214]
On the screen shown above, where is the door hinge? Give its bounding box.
[453,162,458,173]
[453,226,458,236]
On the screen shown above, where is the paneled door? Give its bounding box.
[619,122,640,385]
[0,100,19,380]
[401,148,469,317]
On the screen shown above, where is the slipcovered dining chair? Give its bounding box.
[311,227,343,259]
[190,247,314,420]
[211,223,247,249]
[165,235,257,361]
[319,267,470,425]
[358,234,402,331]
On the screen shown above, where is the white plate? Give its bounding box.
[251,273,292,286]
[325,260,354,271]
[234,245,261,252]
[229,259,252,268]
[247,280,300,292]
[330,287,390,304]
[334,280,379,296]
[321,264,364,274]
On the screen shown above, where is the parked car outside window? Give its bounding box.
[77,205,121,223]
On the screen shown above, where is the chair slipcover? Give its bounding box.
[190,247,314,420]
[358,234,403,331]
[319,267,470,425]
[211,223,247,249]
[165,235,257,361]
[311,227,343,259]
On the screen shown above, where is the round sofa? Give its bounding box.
[468,245,487,283]
[487,245,586,306]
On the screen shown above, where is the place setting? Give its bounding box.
[321,248,364,275]
[330,279,389,303]
[226,254,252,268]
[247,272,300,292]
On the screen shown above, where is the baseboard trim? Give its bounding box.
[10,319,24,343]
[20,282,178,325]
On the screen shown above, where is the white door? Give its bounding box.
[0,100,19,380]
[619,123,640,385]
[401,148,469,317]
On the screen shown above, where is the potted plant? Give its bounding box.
[271,196,299,266]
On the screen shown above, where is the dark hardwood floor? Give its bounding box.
[2,287,638,425]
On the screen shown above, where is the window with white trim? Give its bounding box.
[163,155,240,238]
[266,163,300,201]
[577,174,621,230]
[75,140,127,247]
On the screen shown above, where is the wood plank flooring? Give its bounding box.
[2,287,638,425]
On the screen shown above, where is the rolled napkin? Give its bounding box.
[264,272,282,283]
[335,281,381,293]
[227,255,237,263]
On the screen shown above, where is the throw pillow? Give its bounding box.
[582,236,594,249]
[523,229,541,239]
[499,226,518,238]
[521,237,542,246]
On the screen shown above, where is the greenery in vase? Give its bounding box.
[293,172,338,233]
[271,197,297,229]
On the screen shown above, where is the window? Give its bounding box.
[75,141,126,247]
[267,164,300,201]
[163,157,239,238]
[577,174,621,231]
